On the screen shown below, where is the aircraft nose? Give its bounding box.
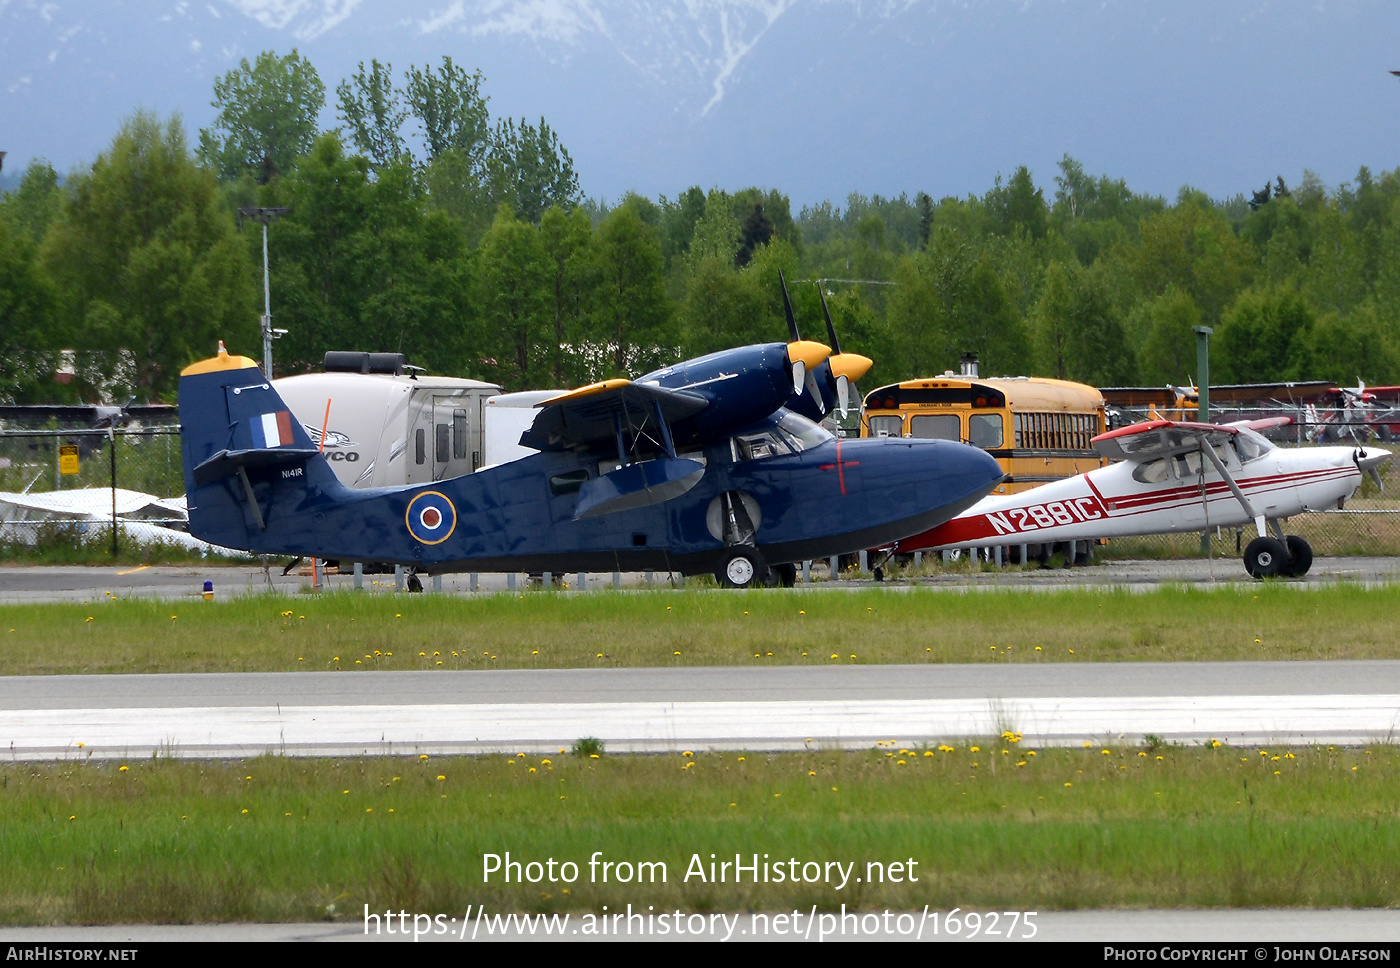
[860,437,1005,510]
[1357,446,1393,472]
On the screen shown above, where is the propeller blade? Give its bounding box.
[1370,467,1385,491]
[792,360,806,395]
[837,374,849,417]
[805,366,825,413]
[779,269,800,343]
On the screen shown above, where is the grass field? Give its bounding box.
[1,743,1394,923]
[2,583,1399,676]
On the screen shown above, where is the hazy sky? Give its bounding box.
[2,0,1397,207]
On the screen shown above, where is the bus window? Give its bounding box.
[909,414,960,441]
[1133,458,1171,483]
[868,415,903,437]
[969,413,1003,448]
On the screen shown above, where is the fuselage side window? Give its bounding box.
[1133,458,1171,484]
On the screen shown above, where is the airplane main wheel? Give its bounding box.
[1243,536,1287,579]
[1279,536,1314,578]
[406,573,423,593]
[716,547,768,589]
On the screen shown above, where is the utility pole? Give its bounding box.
[238,206,289,377]
[1193,325,1213,423]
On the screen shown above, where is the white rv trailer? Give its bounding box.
[272,352,564,489]
[273,352,503,489]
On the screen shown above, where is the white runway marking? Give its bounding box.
[12,694,1400,759]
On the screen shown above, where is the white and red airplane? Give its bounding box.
[892,417,1392,578]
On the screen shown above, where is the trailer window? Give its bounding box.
[453,409,468,460]
[415,428,425,465]
[435,423,450,464]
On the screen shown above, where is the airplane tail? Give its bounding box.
[179,344,343,551]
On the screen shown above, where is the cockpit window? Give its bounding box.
[734,413,834,462]
[776,412,834,452]
[1234,432,1271,463]
[735,431,791,461]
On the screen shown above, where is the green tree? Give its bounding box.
[405,57,491,164]
[1130,192,1253,324]
[337,59,407,169]
[986,166,1048,241]
[539,204,596,385]
[44,113,258,397]
[198,50,326,182]
[591,202,672,374]
[1,160,62,245]
[0,214,60,402]
[487,117,581,223]
[1213,286,1315,383]
[1033,261,1133,385]
[259,135,469,376]
[475,206,550,388]
[1135,286,1202,386]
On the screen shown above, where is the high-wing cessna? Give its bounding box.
[892,417,1392,578]
[178,334,1005,588]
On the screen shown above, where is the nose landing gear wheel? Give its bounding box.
[406,572,423,593]
[1243,536,1287,579]
[1278,535,1313,578]
[716,547,769,589]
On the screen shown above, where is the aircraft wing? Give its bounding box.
[519,379,709,453]
[0,487,172,518]
[1092,419,1248,463]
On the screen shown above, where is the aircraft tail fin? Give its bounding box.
[179,344,342,548]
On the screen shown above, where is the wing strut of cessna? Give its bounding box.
[894,417,1392,579]
[178,280,1004,588]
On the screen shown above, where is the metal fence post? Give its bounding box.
[109,428,118,558]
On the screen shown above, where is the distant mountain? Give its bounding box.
[1,1,1396,206]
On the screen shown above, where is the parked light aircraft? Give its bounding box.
[0,487,231,554]
[178,334,1005,588]
[891,417,1391,578]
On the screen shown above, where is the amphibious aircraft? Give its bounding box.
[178,335,1004,588]
[890,417,1391,579]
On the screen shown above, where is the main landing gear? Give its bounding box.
[1243,531,1312,579]
[712,547,797,588]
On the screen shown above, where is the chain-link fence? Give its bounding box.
[0,428,190,557]
[3,419,1399,564]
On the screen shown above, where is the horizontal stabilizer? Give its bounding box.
[192,446,320,488]
[573,457,706,519]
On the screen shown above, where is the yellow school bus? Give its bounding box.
[860,371,1107,496]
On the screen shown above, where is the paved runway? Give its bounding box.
[5,662,1397,759]
[2,556,1400,603]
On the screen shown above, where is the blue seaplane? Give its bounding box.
[178,327,1004,588]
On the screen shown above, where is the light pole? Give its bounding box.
[238,206,289,377]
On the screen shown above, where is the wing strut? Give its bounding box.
[1198,444,1266,538]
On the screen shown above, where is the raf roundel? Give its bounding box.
[405,491,457,545]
